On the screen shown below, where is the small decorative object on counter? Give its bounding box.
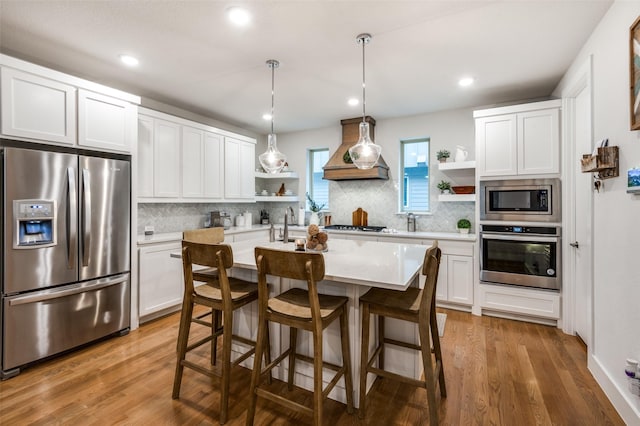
[269,223,276,242]
[306,224,328,252]
[298,206,305,226]
[306,193,325,226]
[436,149,450,163]
[295,238,306,251]
[407,213,416,232]
[457,218,471,234]
[437,180,452,194]
[277,183,286,196]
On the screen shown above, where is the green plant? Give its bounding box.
[436,149,450,160]
[457,218,471,229]
[306,193,326,212]
[437,180,451,192]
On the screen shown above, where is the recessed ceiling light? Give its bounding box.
[119,54,139,67]
[348,98,359,106]
[227,7,251,26]
[262,113,272,121]
[458,77,474,87]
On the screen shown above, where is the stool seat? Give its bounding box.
[269,287,348,320]
[359,286,422,314]
[196,277,261,304]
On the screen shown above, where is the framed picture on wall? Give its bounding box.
[630,15,640,130]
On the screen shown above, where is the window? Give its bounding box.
[400,138,430,212]
[307,148,329,210]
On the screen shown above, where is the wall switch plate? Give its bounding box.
[144,226,154,235]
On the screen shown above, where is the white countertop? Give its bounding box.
[230,239,428,290]
[137,225,476,246]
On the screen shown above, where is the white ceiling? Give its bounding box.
[0,1,612,135]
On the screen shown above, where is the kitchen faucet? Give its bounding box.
[288,206,295,224]
[283,208,289,243]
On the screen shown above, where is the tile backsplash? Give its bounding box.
[138,178,474,234]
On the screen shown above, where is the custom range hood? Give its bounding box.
[323,116,389,181]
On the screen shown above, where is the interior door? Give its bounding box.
[573,82,593,346]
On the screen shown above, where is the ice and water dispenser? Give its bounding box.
[13,200,56,248]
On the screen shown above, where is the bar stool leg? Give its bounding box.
[378,315,385,371]
[312,330,323,426]
[220,309,233,424]
[172,296,194,399]
[246,317,267,426]
[339,306,354,414]
[288,327,298,390]
[212,309,221,366]
[430,309,446,397]
[418,321,439,425]
[358,302,370,419]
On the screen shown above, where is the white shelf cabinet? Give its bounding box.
[225,137,256,200]
[1,57,139,153]
[438,194,476,202]
[77,89,136,152]
[437,160,476,202]
[474,100,561,178]
[138,242,184,320]
[255,171,300,202]
[1,67,77,145]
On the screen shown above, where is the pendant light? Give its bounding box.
[348,33,382,170]
[259,59,287,174]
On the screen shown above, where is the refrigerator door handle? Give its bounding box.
[67,167,77,270]
[81,168,92,266]
[8,274,129,306]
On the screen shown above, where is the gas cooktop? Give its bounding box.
[324,225,386,232]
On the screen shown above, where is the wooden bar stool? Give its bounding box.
[172,241,270,425]
[182,228,225,364]
[358,241,446,424]
[246,247,354,426]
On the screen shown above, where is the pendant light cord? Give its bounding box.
[362,37,366,122]
[271,62,275,135]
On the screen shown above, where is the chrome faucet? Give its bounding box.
[288,206,295,224]
[283,209,289,243]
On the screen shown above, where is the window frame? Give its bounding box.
[306,148,330,211]
[399,137,430,213]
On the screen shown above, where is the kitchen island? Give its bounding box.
[224,238,429,407]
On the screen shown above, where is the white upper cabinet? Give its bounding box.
[0,55,139,153]
[475,100,561,178]
[182,126,223,200]
[138,108,255,203]
[1,67,76,145]
[78,89,136,152]
[224,136,255,200]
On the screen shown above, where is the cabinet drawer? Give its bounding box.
[479,283,560,319]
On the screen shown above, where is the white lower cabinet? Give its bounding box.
[435,253,474,308]
[138,242,184,321]
[479,283,560,322]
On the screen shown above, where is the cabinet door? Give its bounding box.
[153,119,181,197]
[77,89,135,152]
[517,108,560,175]
[203,131,224,199]
[181,126,204,198]
[138,243,184,318]
[240,140,256,198]
[1,67,76,144]
[447,255,473,305]
[476,114,517,177]
[435,254,449,301]
[137,115,154,197]
[224,137,241,198]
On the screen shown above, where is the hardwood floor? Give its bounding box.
[0,308,624,425]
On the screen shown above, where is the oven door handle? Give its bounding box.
[480,233,559,243]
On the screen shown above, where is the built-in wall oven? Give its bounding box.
[480,224,561,290]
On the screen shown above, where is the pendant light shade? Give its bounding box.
[348,33,382,170]
[259,59,287,174]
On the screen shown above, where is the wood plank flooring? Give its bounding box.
[0,309,624,425]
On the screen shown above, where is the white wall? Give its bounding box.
[554,1,640,422]
[275,107,476,231]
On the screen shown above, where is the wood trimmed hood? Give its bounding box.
[322,116,389,180]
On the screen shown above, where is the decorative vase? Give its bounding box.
[310,212,321,225]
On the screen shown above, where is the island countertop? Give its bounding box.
[228,239,427,290]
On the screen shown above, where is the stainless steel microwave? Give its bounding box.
[480,178,561,222]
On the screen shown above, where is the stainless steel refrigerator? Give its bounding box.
[1,143,131,379]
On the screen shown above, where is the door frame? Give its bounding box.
[560,55,594,349]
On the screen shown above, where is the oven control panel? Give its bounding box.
[481,225,558,235]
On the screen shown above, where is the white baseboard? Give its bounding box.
[589,353,640,423]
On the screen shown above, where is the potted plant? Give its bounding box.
[306,193,326,225]
[437,180,452,194]
[457,218,471,234]
[436,149,450,163]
